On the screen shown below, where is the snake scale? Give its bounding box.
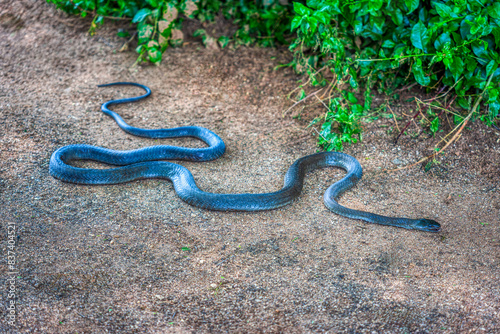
[49,82,441,232]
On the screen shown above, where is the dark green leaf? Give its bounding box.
[487,3,500,19]
[349,76,358,89]
[460,15,474,39]
[405,0,419,14]
[490,102,500,117]
[138,23,153,44]
[430,117,439,135]
[146,0,160,7]
[433,2,453,19]
[389,8,403,26]
[367,0,384,13]
[346,92,358,103]
[291,16,302,31]
[382,40,395,48]
[293,2,312,16]
[457,97,470,109]
[132,8,152,23]
[434,32,451,51]
[313,11,329,25]
[117,30,130,38]
[148,47,162,63]
[488,88,499,103]
[411,21,430,52]
[449,57,464,81]
[218,36,231,49]
[306,0,321,9]
[486,60,498,76]
[412,58,430,86]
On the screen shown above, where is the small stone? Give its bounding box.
[392,158,403,165]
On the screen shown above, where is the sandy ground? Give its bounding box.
[1,1,499,333]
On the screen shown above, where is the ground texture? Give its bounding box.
[1,1,499,333]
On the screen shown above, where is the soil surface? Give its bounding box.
[1,1,499,333]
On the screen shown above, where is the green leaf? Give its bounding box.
[487,3,500,19]
[306,0,322,9]
[411,21,430,52]
[389,8,403,26]
[138,23,154,44]
[367,0,384,13]
[430,117,439,135]
[290,16,302,31]
[460,15,474,39]
[313,11,329,25]
[457,97,470,109]
[148,46,162,63]
[132,8,152,23]
[412,58,430,86]
[449,57,464,81]
[488,88,499,103]
[490,101,500,117]
[434,32,451,51]
[382,40,395,48]
[193,29,206,37]
[349,76,358,89]
[146,0,160,7]
[293,2,312,16]
[346,91,358,104]
[433,2,453,19]
[117,30,130,38]
[297,89,306,101]
[218,36,231,49]
[491,27,500,46]
[466,58,478,73]
[486,60,498,76]
[405,0,419,14]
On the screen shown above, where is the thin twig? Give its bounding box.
[287,66,326,98]
[394,106,423,144]
[394,86,449,144]
[387,104,400,134]
[215,255,234,266]
[314,93,330,110]
[427,78,462,101]
[414,96,461,117]
[119,31,137,52]
[386,72,495,173]
[282,88,324,117]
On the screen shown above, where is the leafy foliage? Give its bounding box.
[48,0,500,152]
[48,0,295,63]
[290,0,500,150]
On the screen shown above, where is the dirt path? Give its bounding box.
[1,1,499,332]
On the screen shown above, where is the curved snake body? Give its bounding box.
[49,82,441,232]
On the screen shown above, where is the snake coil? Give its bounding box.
[50,82,441,232]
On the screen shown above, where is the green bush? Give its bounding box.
[48,0,295,62]
[290,0,500,150]
[48,0,500,152]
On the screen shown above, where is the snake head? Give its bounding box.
[414,219,441,232]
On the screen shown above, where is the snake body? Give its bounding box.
[49,82,441,232]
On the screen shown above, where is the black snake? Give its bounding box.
[49,82,441,232]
